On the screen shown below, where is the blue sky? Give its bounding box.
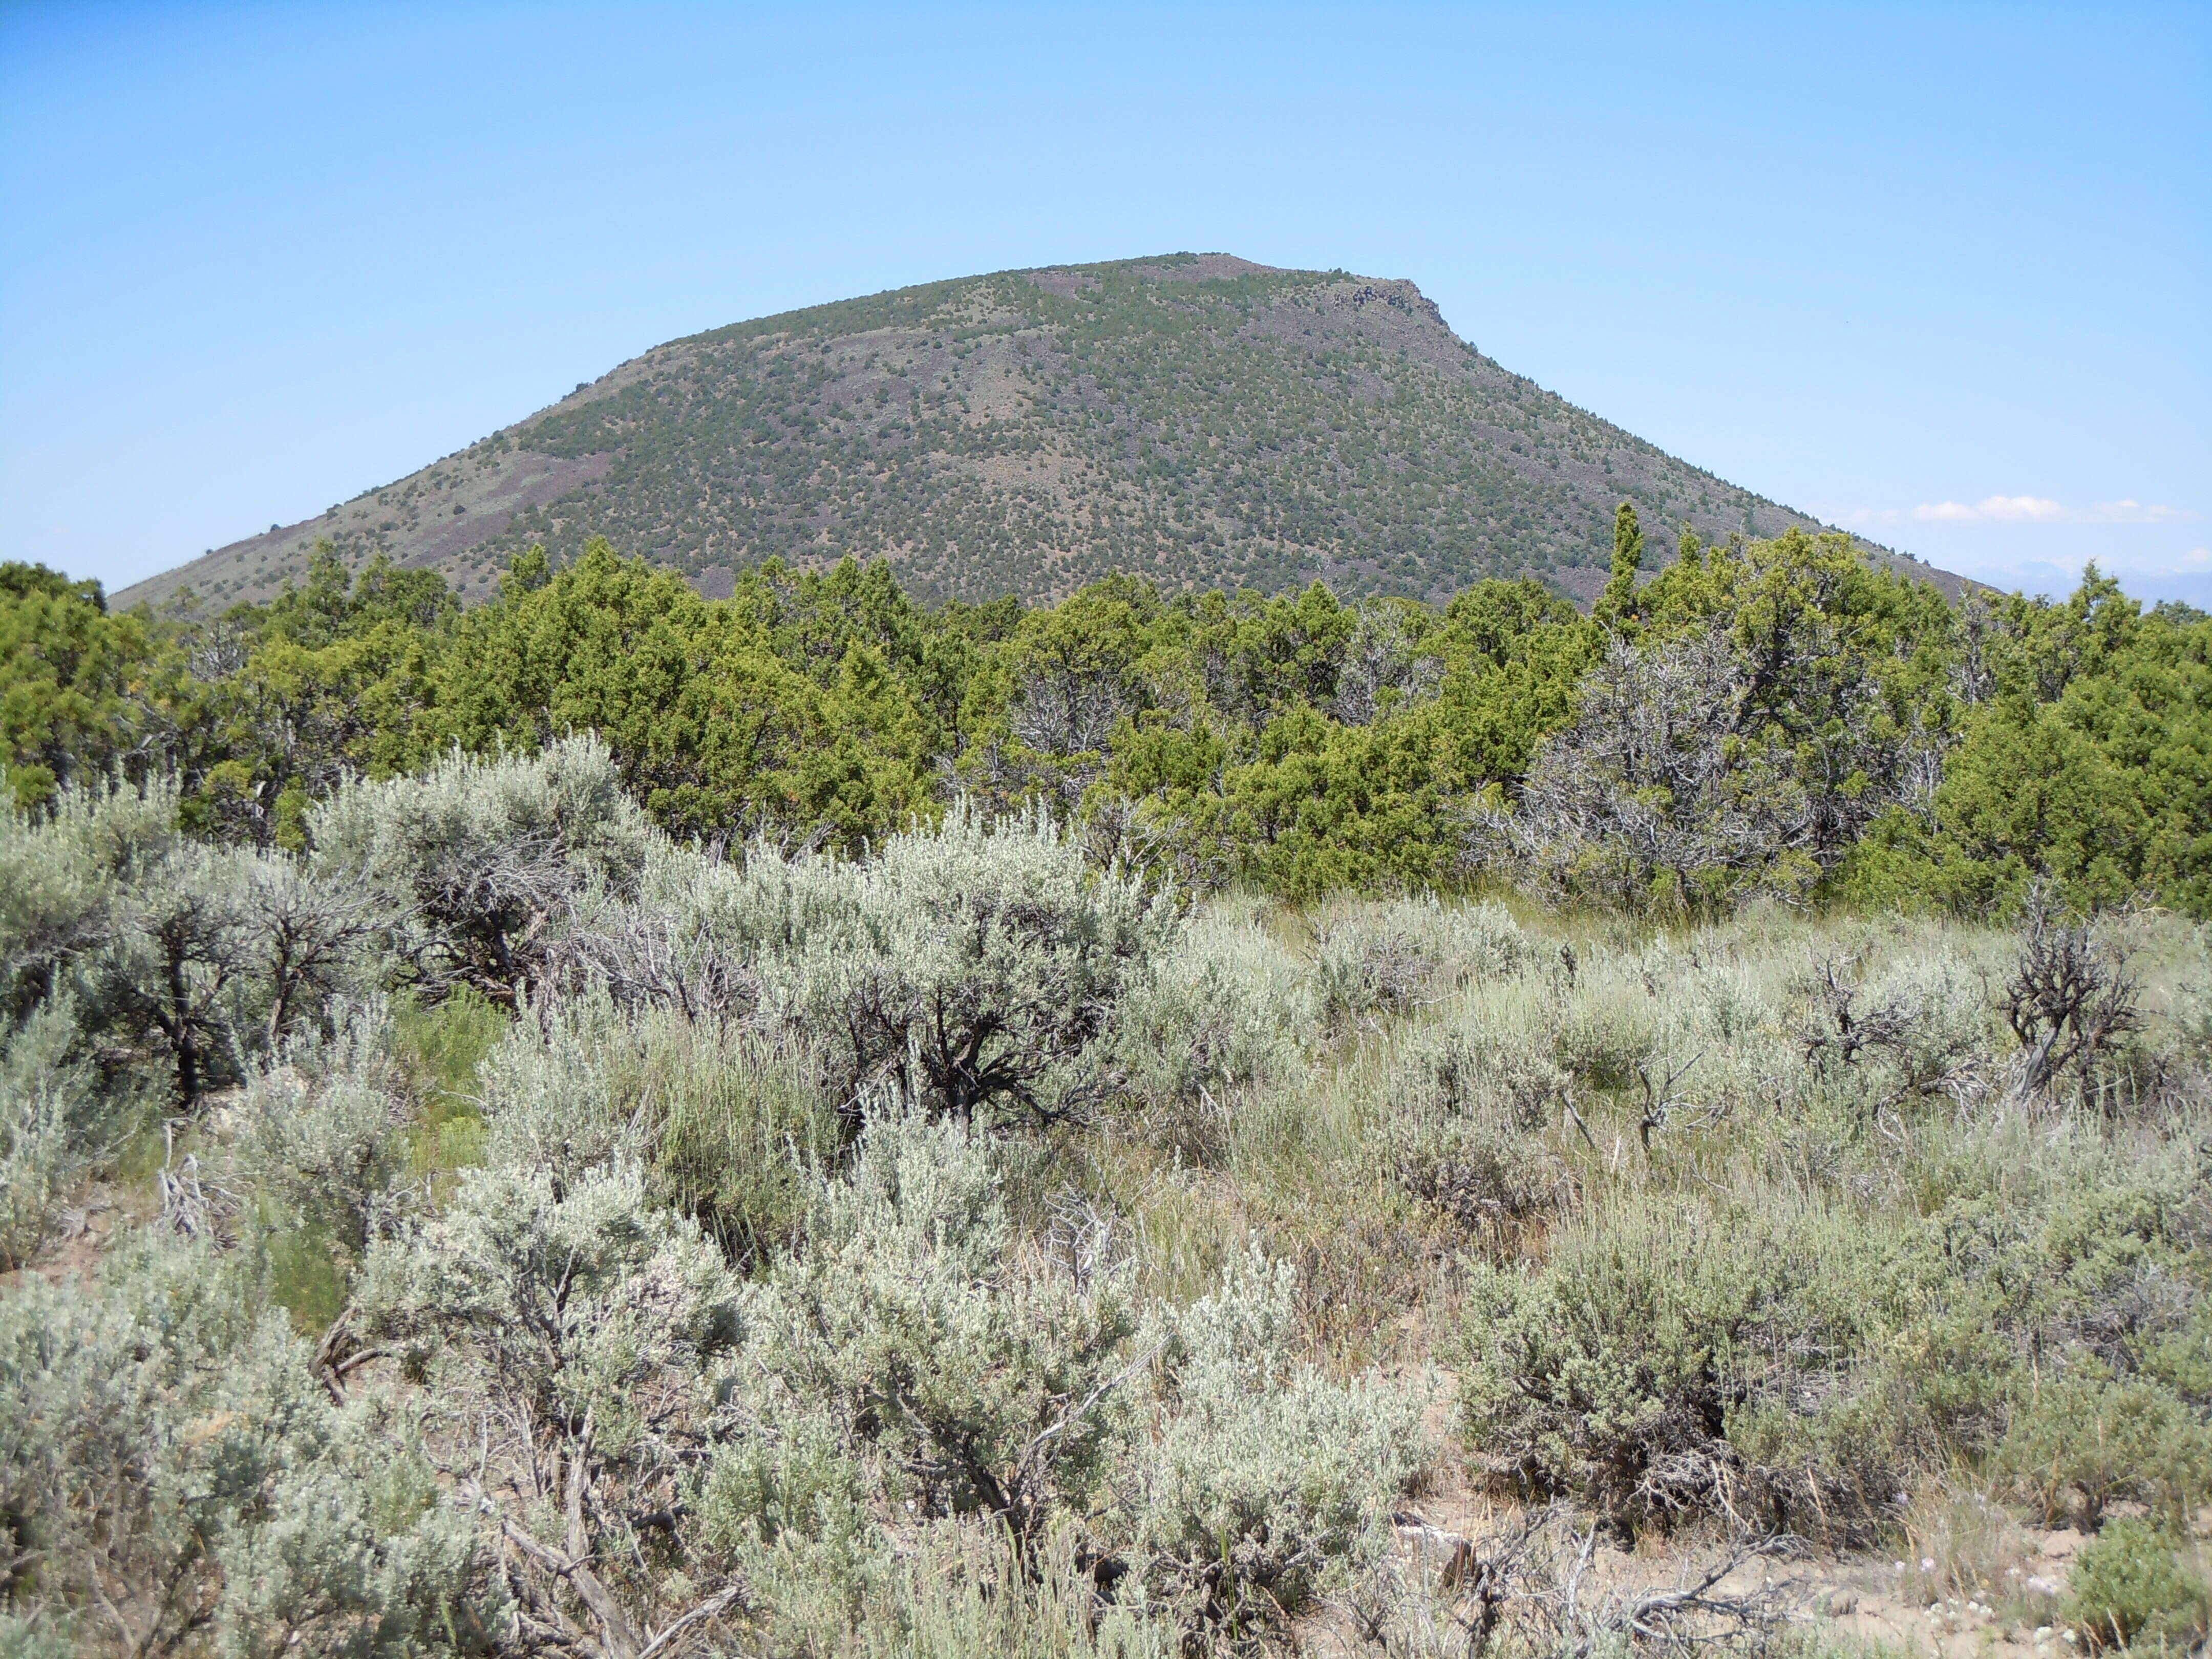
[2,2,2205,602]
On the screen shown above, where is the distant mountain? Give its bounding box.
[118,253,1966,611]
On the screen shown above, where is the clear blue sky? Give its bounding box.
[3,2,2205,602]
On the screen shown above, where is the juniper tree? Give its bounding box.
[1594,501,1646,635]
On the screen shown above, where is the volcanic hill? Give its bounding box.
[120,253,1953,611]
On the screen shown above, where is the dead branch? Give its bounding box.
[2006,889,2140,1098]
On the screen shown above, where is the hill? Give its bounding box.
[118,252,1960,611]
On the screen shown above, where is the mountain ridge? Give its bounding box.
[117,252,1967,612]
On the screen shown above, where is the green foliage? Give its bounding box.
[390,983,505,1105]
[43,508,2212,920]
[1593,501,1646,634]
[1121,1247,1429,1630]
[184,549,455,847]
[0,999,101,1269]
[1113,898,1315,1109]
[389,983,505,1174]
[0,564,175,810]
[2064,1520,2209,1652]
[1026,573,1589,898]
[310,734,651,1003]
[8,707,2212,1655]
[731,1104,1139,1550]
[1458,1194,1902,1537]
[1996,1374,2212,1529]
[751,802,1174,1124]
[434,543,945,847]
[0,1236,497,1656]
[1458,1086,2212,1540]
[1843,570,2212,916]
[1500,529,1958,911]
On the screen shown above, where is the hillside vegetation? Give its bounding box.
[117,254,1954,613]
[4,533,2210,1656]
[18,520,2211,917]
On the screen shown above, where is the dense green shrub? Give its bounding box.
[1457,1195,1908,1537]
[0,1000,102,1270]
[1113,898,1313,1109]
[310,735,651,1004]
[230,1002,415,1256]
[0,1237,497,1656]
[1460,1089,2212,1543]
[21,525,2212,918]
[731,1104,1138,1550]
[1997,1374,2212,1529]
[0,563,177,810]
[1121,1247,1428,1631]
[753,803,1174,1125]
[2065,1520,2209,1652]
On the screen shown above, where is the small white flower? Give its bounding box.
[1922,1558,1936,1572]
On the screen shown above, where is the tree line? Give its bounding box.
[8,506,2209,914]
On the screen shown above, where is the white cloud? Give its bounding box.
[2186,547,2212,566]
[1824,496,2198,529]
[1912,495,2068,523]
[2089,500,2191,524]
